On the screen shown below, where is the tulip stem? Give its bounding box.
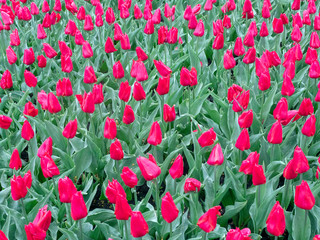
[89,114,94,133]
[79,219,83,240]
[256,185,261,208]
[170,222,173,237]
[214,165,218,199]
[65,203,72,226]
[188,86,192,114]
[133,187,138,205]
[203,231,207,240]
[124,220,129,240]
[153,179,160,222]
[303,210,308,238]
[274,237,278,240]
[19,199,28,223]
[281,179,289,208]
[244,174,247,197]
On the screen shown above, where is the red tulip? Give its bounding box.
[235,128,250,151]
[180,67,197,86]
[62,119,77,139]
[21,120,34,141]
[38,137,52,158]
[298,98,314,116]
[291,24,302,42]
[132,81,146,101]
[223,50,236,70]
[267,121,283,144]
[198,128,216,147]
[84,15,94,31]
[25,223,46,240]
[76,92,95,113]
[114,23,123,41]
[130,211,149,237]
[212,33,224,49]
[295,180,315,210]
[92,83,103,104]
[273,18,284,33]
[105,7,115,24]
[273,98,288,121]
[11,170,32,200]
[243,47,256,64]
[106,179,126,204]
[314,235,320,240]
[105,37,117,53]
[121,167,138,188]
[305,48,318,65]
[291,146,309,174]
[120,33,131,50]
[40,155,60,178]
[37,24,47,39]
[137,154,161,181]
[310,32,320,49]
[58,41,72,57]
[156,75,170,95]
[226,228,251,240]
[1,70,13,90]
[123,105,135,124]
[266,201,286,236]
[9,149,22,170]
[281,75,295,96]
[239,152,260,175]
[232,90,250,112]
[56,78,73,97]
[144,19,154,34]
[82,41,93,58]
[197,206,221,232]
[113,61,125,79]
[0,115,12,129]
[33,205,52,231]
[24,70,37,87]
[47,92,61,114]
[153,60,172,77]
[71,191,88,220]
[10,29,20,46]
[119,81,131,102]
[134,4,143,19]
[147,121,162,146]
[260,21,269,37]
[207,144,224,166]
[234,37,245,56]
[252,164,266,185]
[115,194,132,220]
[161,192,179,223]
[169,154,184,179]
[309,61,320,79]
[283,159,298,180]
[238,110,253,128]
[61,55,73,73]
[58,176,77,203]
[302,114,316,137]
[43,43,57,59]
[163,104,176,122]
[244,31,254,47]
[0,230,8,240]
[23,47,35,65]
[184,178,201,193]
[292,0,300,10]
[6,46,17,65]
[110,139,124,160]
[104,117,117,139]
[136,47,148,61]
[158,26,168,44]
[75,30,85,45]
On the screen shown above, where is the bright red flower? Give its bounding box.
[71,191,88,220]
[137,154,161,181]
[295,180,315,210]
[197,206,221,233]
[266,201,286,236]
[169,154,184,179]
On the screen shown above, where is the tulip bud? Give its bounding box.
[106,179,126,203]
[239,152,260,175]
[267,120,283,144]
[169,154,184,179]
[226,228,251,240]
[198,128,216,147]
[238,110,253,128]
[153,60,172,77]
[11,170,32,200]
[6,46,17,65]
[76,92,95,113]
[71,191,88,220]
[21,120,34,141]
[273,98,288,121]
[58,176,77,203]
[163,104,176,122]
[24,70,37,87]
[105,37,117,53]
[260,21,269,37]
[119,81,131,102]
[133,81,146,101]
[184,178,201,193]
[9,149,22,170]
[61,55,73,73]
[156,76,170,95]
[252,164,266,185]
[302,114,316,137]
[243,47,256,64]
[40,155,60,178]
[161,192,179,223]
[0,115,12,130]
[266,201,286,236]
[136,47,148,61]
[47,92,61,114]
[106,7,115,24]
[42,43,57,59]
[82,41,93,58]
[197,206,221,233]
[38,137,52,158]
[56,78,73,97]
[62,119,77,139]
[295,180,315,210]
[10,29,20,46]
[113,61,125,79]
[123,105,135,124]
[114,23,123,41]
[137,154,161,181]
[235,128,250,151]
[1,70,13,90]
[110,139,124,160]
[147,121,162,146]
[130,211,149,238]
[298,98,314,116]
[212,33,224,49]
[121,167,138,188]
[234,37,245,56]
[207,143,224,166]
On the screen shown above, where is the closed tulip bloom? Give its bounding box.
[123,105,135,124]
[180,67,197,86]
[131,211,149,237]
[198,128,216,147]
[226,228,251,240]
[133,81,146,101]
[136,47,148,61]
[105,37,117,53]
[292,146,309,174]
[38,137,52,158]
[184,178,201,193]
[158,26,168,44]
[295,181,315,210]
[298,98,313,116]
[42,43,57,59]
[24,70,37,87]
[169,154,184,179]
[61,55,73,73]
[71,191,88,220]
[302,114,316,137]
[104,117,117,139]
[235,128,250,151]
[105,7,115,24]
[75,30,85,45]
[309,61,320,79]
[156,76,170,95]
[207,144,224,166]
[118,81,131,102]
[110,139,124,160]
[82,41,93,58]
[113,61,125,79]
[244,31,254,47]
[252,164,266,185]
[292,0,300,10]
[260,21,269,37]
[23,47,35,65]
[234,37,245,56]
[76,92,95,113]
[197,206,221,233]
[106,179,126,204]
[239,152,260,175]
[163,104,176,122]
[6,46,17,65]
[62,119,77,139]
[283,159,298,180]
[11,170,32,200]
[25,223,46,240]
[120,33,131,50]
[144,19,154,34]
[161,192,179,223]
[243,47,256,64]
[134,4,143,19]
[310,32,320,48]
[281,75,295,96]
[194,19,204,37]
[77,6,85,20]
[56,78,73,97]
[273,98,288,121]
[114,23,123,41]
[153,60,172,77]
[147,121,162,146]
[9,149,22,170]
[223,50,236,69]
[40,155,60,178]
[37,24,47,39]
[83,66,97,84]
[10,29,20,46]
[168,27,178,44]
[114,194,132,220]
[135,61,148,82]
[0,115,12,129]
[266,201,285,236]
[47,92,61,114]
[258,70,271,91]
[238,110,253,128]
[121,167,138,188]
[33,205,51,232]
[291,24,302,42]
[84,15,94,31]
[212,33,224,49]
[305,48,318,65]
[1,70,13,90]
[267,121,283,144]
[92,84,103,104]
[137,154,161,181]
[21,120,34,141]
[273,18,284,33]
[58,176,77,203]
[58,41,72,57]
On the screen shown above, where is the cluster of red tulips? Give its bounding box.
[2,0,320,238]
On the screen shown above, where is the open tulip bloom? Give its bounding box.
[2,0,320,239]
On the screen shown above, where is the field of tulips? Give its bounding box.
[2,0,320,239]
